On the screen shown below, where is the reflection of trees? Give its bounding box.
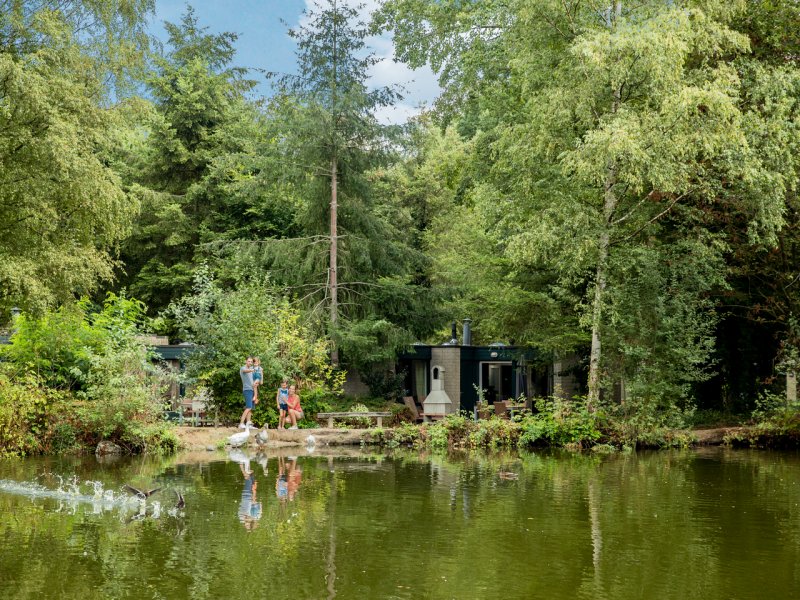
[2,450,800,597]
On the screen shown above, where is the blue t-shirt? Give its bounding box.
[278,388,288,405]
[253,366,263,382]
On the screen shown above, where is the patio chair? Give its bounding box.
[403,396,425,423]
[191,400,208,426]
[493,401,508,419]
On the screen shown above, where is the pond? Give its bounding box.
[1,447,799,599]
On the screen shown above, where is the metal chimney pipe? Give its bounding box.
[462,318,472,346]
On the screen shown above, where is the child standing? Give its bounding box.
[252,357,263,404]
[276,379,289,429]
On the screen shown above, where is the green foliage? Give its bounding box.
[116,7,267,310]
[0,370,62,457]
[359,367,408,402]
[2,304,101,389]
[603,395,696,449]
[465,417,520,449]
[2,293,150,390]
[336,403,372,429]
[74,337,173,452]
[0,293,176,455]
[168,268,343,421]
[751,390,800,426]
[724,392,800,447]
[426,421,449,450]
[391,421,423,446]
[518,397,601,449]
[0,4,148,313]
[390,403,414,425]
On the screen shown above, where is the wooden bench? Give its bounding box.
[316,412,392,428]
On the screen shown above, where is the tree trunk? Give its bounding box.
[587,1,623,409]
[330,154,339,365]
[588,175,615,409]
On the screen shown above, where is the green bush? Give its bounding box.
[0,371,56,456]
[469,417,520,449]
[722,390,800,448]
[1,294,150,391]
[602,394,694,448]
[390,403,413,425]
[340,403,372,428]
[427,422,449,449]
[391,421,423,446]
[1,294,178,455]
[518,396,600,449]
[167,270,344,420]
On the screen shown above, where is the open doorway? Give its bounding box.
[480,362,514,403]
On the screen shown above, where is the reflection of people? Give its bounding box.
[287,385,303,429]
[275,456,289,502]
[276,380,289,429]
[239,357,255,429]
[239,464,262,531]
[287,457,302,501]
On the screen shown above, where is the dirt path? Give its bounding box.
[174,425,377,451]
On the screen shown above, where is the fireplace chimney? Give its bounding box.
[462,318,472,346]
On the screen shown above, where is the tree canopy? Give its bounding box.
[3,0,800,417]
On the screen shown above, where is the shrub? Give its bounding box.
[602,394,694,448]
[390,403,413,425]
[391,421,423,446]
[518,396,600,449]
[339,403,372,428]
[427,422,449,449]
[2,294,153,390]
[168,269,344,420]
[0,371,58,456]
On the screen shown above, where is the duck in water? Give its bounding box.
[124,484,162,499]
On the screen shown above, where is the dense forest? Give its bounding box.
[2,0,800,452]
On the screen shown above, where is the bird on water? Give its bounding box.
[255,427,269,446]
[174,490,185,509]
[124,484,162,499]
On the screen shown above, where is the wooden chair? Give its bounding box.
[191,400,210,426]
[403,396,425,423]
[493,401,508,419]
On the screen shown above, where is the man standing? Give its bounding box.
[239,356,256,429]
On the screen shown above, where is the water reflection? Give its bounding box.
[275,456,303,503]
[238,464,262,531]
[1,447,799,599]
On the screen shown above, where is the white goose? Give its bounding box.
[227,423,252,448]
[255,427,269,446]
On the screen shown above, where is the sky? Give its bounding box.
[148,0,441,124]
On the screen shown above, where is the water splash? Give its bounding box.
[0,476,171,520]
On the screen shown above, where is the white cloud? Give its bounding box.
[300,0,441,124]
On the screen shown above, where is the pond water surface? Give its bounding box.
[1,447,799,599]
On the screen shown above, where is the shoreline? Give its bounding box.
[173,424,759,452]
